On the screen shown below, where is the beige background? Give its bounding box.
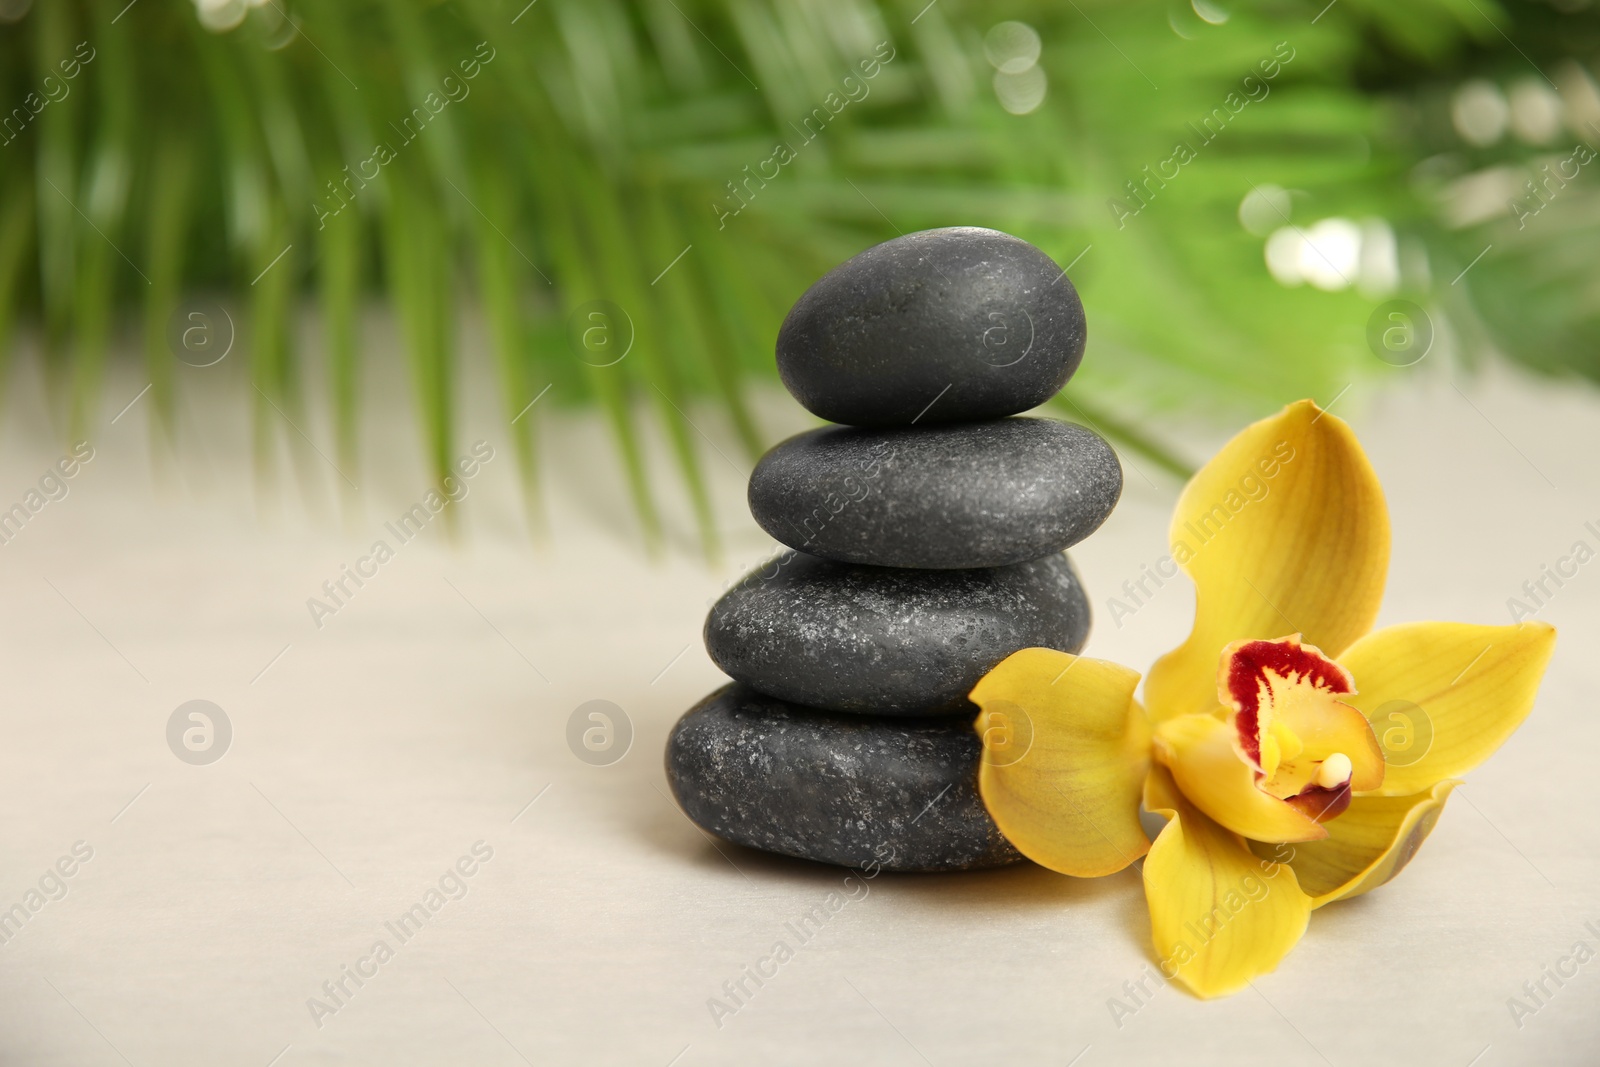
[0,330,1594,1066]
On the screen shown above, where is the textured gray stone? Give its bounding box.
[776,227,1086,426]
[748,417,1121,569]
[704,551,1089,715]
[665,684,1022,872]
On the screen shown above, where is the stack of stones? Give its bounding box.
[666,227,1123,873]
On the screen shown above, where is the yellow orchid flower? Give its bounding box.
[971,399,1555,999]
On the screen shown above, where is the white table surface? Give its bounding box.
[0,339,1594,1067]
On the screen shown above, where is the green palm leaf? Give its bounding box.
[0,0,1594,552]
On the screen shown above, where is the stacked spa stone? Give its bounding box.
[666,227,1123,872]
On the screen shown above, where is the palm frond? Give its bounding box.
[0,0,1595,552]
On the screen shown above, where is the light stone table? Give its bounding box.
[0,340,1594,1067]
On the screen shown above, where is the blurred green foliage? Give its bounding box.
[0,0,1596,552]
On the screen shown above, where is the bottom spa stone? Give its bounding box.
[665,684,1022,872]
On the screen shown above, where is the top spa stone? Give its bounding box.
[776,227,1086,426]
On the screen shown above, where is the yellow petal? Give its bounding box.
[1145,400,1390,723]
[1338,621,1556,796]
[971,649,1151,877]
[1251,780,1458,907]
[1142,765,1314,999]
[1153,713,1328,844]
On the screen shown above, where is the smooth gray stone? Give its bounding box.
[704,551,1089,714]
[776,227,1086,426]
[665,684,1022,872]
[748,417,1122,569]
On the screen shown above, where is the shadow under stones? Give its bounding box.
[653,821,1139,915]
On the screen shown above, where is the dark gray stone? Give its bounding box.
[704,551,1089,714]
[665,684,1022,872]
[776,227,1086,426]
[749,417,1122,569]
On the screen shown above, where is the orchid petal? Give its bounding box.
[1153,713,1328,844]
[971,649,1151,878]
[1145,401,1390,723]
[1338,621,1556,796]
[1143,766,1314,999]
[1253,780,1458,907]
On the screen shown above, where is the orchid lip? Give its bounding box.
[1216,634,1386,814]
[1284,780,1353,823]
